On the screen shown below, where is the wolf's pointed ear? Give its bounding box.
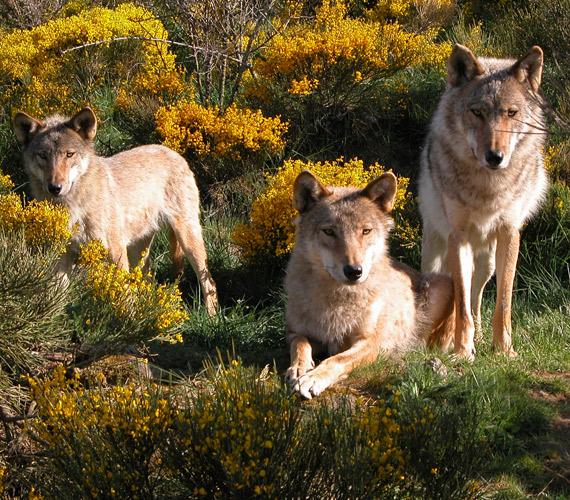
[511,46,543,92]
[362,172,397,212]
[447,44,485,87]
[69,107,97,141]
[13,112,44,145]
[293,171,332,213]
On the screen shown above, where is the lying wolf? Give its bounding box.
[285,171,454,399]
[419,45,548,359]
[13,107,218,315]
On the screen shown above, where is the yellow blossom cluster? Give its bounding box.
[0,3,185,116]
[155,101,288,160]
[355,401,406,481]
[0,467,5,496]
[544,142,570,184]
[171,360,294,496]
[0,174,72,254]
[232,157,411,259]
[289,76,320,96]
[28,365,173,497]
[0,173,15,194]
[367,0,456,26]
[25,361,414,495]
[78,240,188,342]
[245,0,451,100]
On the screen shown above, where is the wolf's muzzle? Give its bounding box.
[343,264,363,282]
[485,149,504,168]
[47,183,63,196]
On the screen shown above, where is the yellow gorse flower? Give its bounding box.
[0,172,72,253]
[245,0,451,101]
[0,173,15,194]
[155,100,288,160]
[78,240,188,342]
[27,365,173,494]
[232,157,411,259]
[0,3,184,115]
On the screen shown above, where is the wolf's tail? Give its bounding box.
[428,301,455,352]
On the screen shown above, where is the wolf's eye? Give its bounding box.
[66,151,75,158]
[471,108,482,117]
[322,228,335,237]
[362,228,372,235]
[38,152,48,160]
[507,109,518,118]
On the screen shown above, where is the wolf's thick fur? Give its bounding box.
[419,45,548,359]
[13,107,218,315]
[285,171,454,399]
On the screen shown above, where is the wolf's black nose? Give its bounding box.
[48,183,62,195]
[343,264,363,281]
[485,149,504,167]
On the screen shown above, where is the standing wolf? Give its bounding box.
[13,107,218,315]
[419,45,548,359]
[285,171,455,399]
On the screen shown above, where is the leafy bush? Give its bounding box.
[0,231,69,389]
[26,360,412,498]
[28,365,173,498]
[0,3,185,117]
[73,240,189,354]
[244,0,451,154]
[232,157,412,260]
[155,100,288,185]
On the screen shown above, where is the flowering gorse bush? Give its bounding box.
[367,0,457,29]
[0,3,185,115]
[77,240,189,344]
[245,0,451,101]
[155,100,288,161]
[25,360,411,497]
[232,157,411,259]
[0,172,71,254]
[167,360,298,497]
[28,365,173,498]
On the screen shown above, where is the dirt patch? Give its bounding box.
[529,373,570,491]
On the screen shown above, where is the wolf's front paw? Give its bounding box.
[294,371,332,400]
[452,344,476,362]
[285,365,309,387]
[493,344,518,358]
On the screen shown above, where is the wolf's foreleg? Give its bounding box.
[492,225,519,357]
[471,245,496,339]
[448,230,476,360]
[421,221,448,274]
[294,336,377,399]
[55,250,74,284]
[285,333,314,388]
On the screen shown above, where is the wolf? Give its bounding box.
[285,171,455,399]
[418,45,548,359]
[13,107,218,315]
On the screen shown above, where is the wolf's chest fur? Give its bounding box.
[285,260,418,355]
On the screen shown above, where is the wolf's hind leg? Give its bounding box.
[168,227,185,278]
[170,215,218,316]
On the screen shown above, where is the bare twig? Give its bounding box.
[59,36,242,63]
